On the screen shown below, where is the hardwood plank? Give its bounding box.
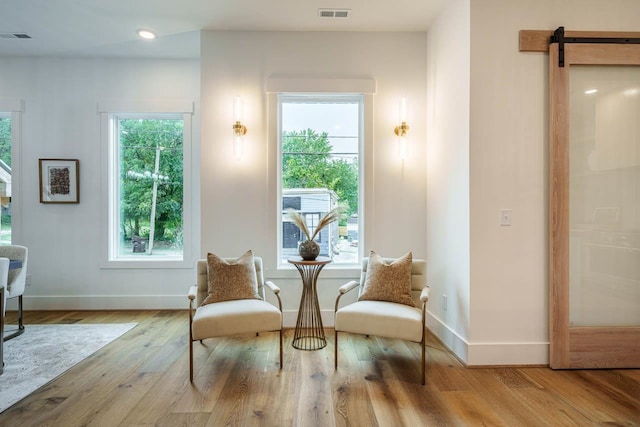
[0,311,638,427]
[205,345,258,426]
[441,390,509,426]
[522,368,640,425]
[361,360,404,426]
[461,368,547,426]
[294,347,336,427]
[331,365,379,427]
[510,387,592,426]
[119,352,193,425]
[172,338,240,413]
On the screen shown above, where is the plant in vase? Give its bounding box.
[286,204,347,260]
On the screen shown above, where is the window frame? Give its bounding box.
[276,93,366,270]
[99,101,194,269]
[0,98,24,245]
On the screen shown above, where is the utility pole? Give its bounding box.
[147,146,163,255]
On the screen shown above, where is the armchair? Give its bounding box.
[188,254,283,382]
[1,245,28,341]
[334,255,429,384]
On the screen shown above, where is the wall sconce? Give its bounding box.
[232,95,247,159]
[394,97,410,158]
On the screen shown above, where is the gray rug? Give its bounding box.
[0,323,137,413]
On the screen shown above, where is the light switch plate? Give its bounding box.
[500,209,512,226]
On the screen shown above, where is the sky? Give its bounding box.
[281,101,359,156]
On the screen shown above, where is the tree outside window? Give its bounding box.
[114,116,184,258]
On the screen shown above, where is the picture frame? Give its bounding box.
[39,159,80,204]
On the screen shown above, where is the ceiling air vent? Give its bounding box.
[318,9,351,18]
[0,33,32,39]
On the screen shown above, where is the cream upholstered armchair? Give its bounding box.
[188,253,283,382]
[1,245,28,341]
[334,253,429,384]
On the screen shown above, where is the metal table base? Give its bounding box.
[288,257,331,351]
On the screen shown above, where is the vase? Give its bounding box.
[298,240,320,261]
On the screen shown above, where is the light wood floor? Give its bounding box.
[1,310,638,426]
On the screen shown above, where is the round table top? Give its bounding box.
[287,256,332,266]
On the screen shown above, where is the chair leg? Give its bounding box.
[421,340,426,385]
[18,295,24,331]
[189,309,194,382]
[3,295,26,342]
[189,338,194,382]
[279,329,283,369]
[334,330,338,369]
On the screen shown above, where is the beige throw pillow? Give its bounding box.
[200,250,260,306]
[358,251,415,307]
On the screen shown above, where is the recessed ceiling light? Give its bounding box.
[137,29,156,40]
[584,89,598,94]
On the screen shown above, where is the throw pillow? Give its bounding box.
[358,251,415,307]
[200,250,260,306]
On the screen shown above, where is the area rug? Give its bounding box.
[0,323,137,413]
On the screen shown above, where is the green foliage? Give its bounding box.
[0,117,11,167]
[282,129,358,217]
[119,118,183,244]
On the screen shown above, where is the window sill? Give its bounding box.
[100,258,193,269]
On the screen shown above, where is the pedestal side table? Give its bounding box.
[288,256,331,350]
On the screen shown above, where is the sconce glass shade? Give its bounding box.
[234,96,243,122]
[398,135,408,159]
[233,133,244,160]
[399,97,407,123]
[395,97,409,159]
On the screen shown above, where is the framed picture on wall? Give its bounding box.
[38,158,80,204]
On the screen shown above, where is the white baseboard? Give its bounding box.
[426,310,469,362]
[20,295,187,311]
[19,296,334,329]
[426,310,549,366]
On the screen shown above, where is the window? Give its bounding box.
[278,94,362,265]
[103,111,192,266]
[0,113,12,245]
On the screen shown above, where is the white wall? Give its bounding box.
[0,57,200,310]
[426,0,471,360]
[466,0,640,364]
[200,31,428,324]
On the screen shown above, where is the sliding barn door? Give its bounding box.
[549,41,640,368]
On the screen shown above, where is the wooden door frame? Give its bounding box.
[549,41,640,369]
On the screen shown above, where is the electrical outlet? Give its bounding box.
[500,209,512,226]
[442,294,447,311]
[25,274,32,286]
